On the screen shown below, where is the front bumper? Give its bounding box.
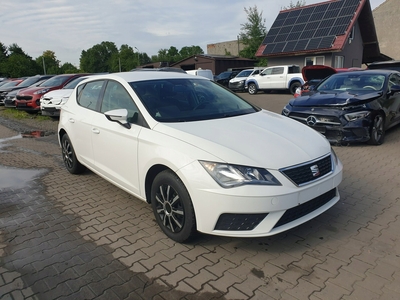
[283,107,372,144]
[177,157,343,237]
[41,106,60,116]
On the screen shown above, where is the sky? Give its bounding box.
[0,0,387,67]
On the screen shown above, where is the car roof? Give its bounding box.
[330,69,397,76]
[82,71,199,83]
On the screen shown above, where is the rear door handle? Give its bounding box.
[92,128,100,134]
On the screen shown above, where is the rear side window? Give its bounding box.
[77,80,104,111]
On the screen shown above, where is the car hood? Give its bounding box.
[229,76,247,83]
[289,91,382,107]
[43,89,73,99]
[152,110,330,169]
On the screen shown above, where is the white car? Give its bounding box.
[58,71,343,242]
[228,68,263,92]
[40,76,90,116]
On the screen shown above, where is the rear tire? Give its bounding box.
[151,170,196,243]
[368,113,385,145]
[248,83,258,95]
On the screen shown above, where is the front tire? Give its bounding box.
[61,134,86,174]
[289,82,301,95]
[248,83,258,95]
[368,113,385,145]
[151,170,196,243]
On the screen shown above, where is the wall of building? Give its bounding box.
[207,40,245,56]
[373,0,399,60]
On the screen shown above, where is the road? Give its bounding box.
[1,92,400,299]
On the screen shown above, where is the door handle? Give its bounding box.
[92,128,100,134]
[68,118,75,123]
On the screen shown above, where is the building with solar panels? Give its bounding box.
[255,0,391,69]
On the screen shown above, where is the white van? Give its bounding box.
[186,68,214,80]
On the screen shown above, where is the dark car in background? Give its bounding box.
[293,65,363,98]
[214,70,240,87]
[282,70,400,145]
[367,60,400,72]
[15,74,89,112]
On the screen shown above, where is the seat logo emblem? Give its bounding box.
[306,116,317,126]
[310,165,320,177]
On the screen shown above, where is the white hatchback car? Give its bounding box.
[58,71,343,242]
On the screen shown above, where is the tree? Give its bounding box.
[60,62,79,74]
[282,0,306,9]
[179,46,204,59]
[80,41,118,73]
[2,43,41,77]
[36,50,61,75]
[238,6,267,62]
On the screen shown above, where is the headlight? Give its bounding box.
[60,96,69,105]
[282,106,290,116]
[344,111,370,122]
[34,88,50,95]
[199,161,281,188]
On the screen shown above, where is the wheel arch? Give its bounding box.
[144,164,172,203]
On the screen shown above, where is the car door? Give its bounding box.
[71,80,106,168]
[90,80,142,195]
[257,67,273,89]
[266,67,285,89]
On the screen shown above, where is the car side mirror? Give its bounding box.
[390,84,400,95]
[104,108,131,129]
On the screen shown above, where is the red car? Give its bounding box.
[15,74,89,112]
[293,65,363,98]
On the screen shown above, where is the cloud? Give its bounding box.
[0,0,386,67]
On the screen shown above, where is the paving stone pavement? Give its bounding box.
[0,95,400,300]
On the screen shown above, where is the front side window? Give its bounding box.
[77,80,104,111]
[101,81,139,122]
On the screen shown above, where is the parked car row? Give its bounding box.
[1,73,91,116]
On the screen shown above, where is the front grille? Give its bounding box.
[16,95,32,100]
[273,188,337,229]
[214,213,268,231]
[288,112,341,126]
[280,154,332,186]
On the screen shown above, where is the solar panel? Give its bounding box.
[262,0,360,55]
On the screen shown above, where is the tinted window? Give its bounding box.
[131,78,258,122]
[77,80,104,111]
[272,67,284,75]
[64,77,88,89]
[40,75,71,87]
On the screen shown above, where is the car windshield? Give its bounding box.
[215,72,231,80]
[18,76,43,88]
[236,70,253,77]
[1,81,20,88]
[130,78,259,122]
[39,76,71,87]
[63,77,88,89]
[316,73,386,93]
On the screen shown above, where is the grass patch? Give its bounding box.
[0,107,52,121]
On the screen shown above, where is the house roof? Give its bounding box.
[256,0,389,63]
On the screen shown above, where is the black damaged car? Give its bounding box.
[282,70,400,145]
